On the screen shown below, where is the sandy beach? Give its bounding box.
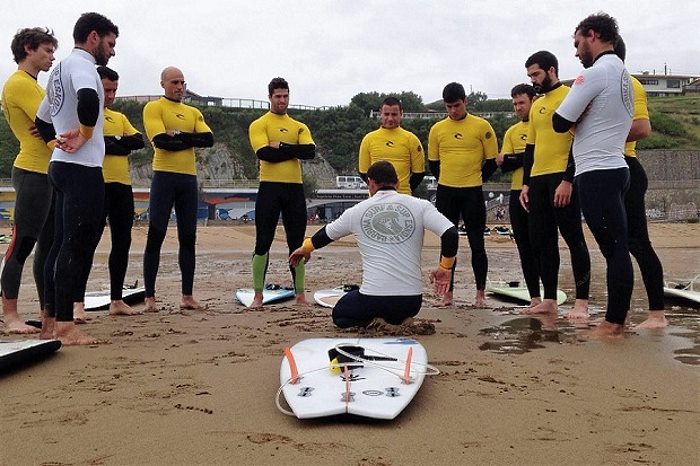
[1,222,699,466]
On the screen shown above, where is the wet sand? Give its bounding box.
[1,222,699,466]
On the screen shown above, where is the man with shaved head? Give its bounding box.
[142,66,214,312]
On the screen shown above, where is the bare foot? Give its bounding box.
[3,312,40,334]
[521,299,557,315]
[586,320,625,339]
[3,298,40,334]
[73,302,91,324]
[636,311,668,329]
[40,314,55,339]
[564,299,589,320]
[181,295,206,311]
[367,317,389,330]
[474,289,488,308]
[109,300,143,316]
[144,296,158,313]
[54,321,99,345]
[440,291,453,307]
[294,293,310,307]
[249,292,263,309]
[529,297,542,308]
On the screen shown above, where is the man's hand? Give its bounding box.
[495,153,504,166]
[268,141,281,149]
[554,180,572,208]
[519,185,530,212]
[28,125,41,139]
[55,128,88,153]
[429,267,452,296]
[289,247,311,268]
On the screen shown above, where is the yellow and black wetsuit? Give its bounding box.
[248,111,316,294]
[427,114,498,292]
[0,70,54,306]
[142,97,213,298]
[358,127,424,195]
[524,84,590,302]
[499,120,540,298]
[624,76,664,310]
[77,107,145,302]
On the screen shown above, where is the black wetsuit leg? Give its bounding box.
[527,174,560,300]
[509,189,540,298]
[625,156,664,310]
[172,175,198,296]
[253,182,285,256]
[332,290,422,328]
[459,186,488,290]
[46,162,104,321]
[106,183,135,299]
[279,183,307,283]
[144,171,176,298]
[553,175,591,301]
[1,167,53,309]
[576,167,632,324]
[435,184,461,291]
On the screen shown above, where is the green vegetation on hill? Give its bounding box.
[642,96,700,150]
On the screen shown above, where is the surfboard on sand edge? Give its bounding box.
[486,281,567,305]
[663,276,700,305]
[313,285,359,308]
[235,285,295,307]
[279,337,429,420]
[85,286,146,311]
[0,339,61,371]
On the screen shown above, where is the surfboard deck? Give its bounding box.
[664,279,700,305]
[313,285,359,308]
[236,285,295,307]
[280,337,428,420]
[486,281,567,305]
[84,286,146,311]
[0,339,61,371]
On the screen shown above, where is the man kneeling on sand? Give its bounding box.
[289,161,458,328]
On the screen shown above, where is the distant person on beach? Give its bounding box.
[34,12,118,345]
[614,37,667,329]
[496,83,542,308]
[248,77,316,308]
[142,66,214,312]
[73,66,145,320]
[519,50,591,319]
[428,82,498,307]
[358,96,425,195]
[0,27,57,334]
[289,161,458,329]
[554,13,633,337]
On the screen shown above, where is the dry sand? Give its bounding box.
[1,222,699,466]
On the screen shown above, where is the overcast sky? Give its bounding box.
[1,0,697,107]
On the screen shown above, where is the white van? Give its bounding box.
[336,175,367,189]
[424,176,438,189]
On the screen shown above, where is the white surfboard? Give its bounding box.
[84,286,146,311]
[235,285,295,308]
[664,276,700,305]
[486,281,567,305]
[0,339,61,371]
[279,337,433,420]
[313,285,359,308]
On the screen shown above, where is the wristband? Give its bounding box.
[300,237,315,254]
[79,124,94,139]
[439,256,455,271]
